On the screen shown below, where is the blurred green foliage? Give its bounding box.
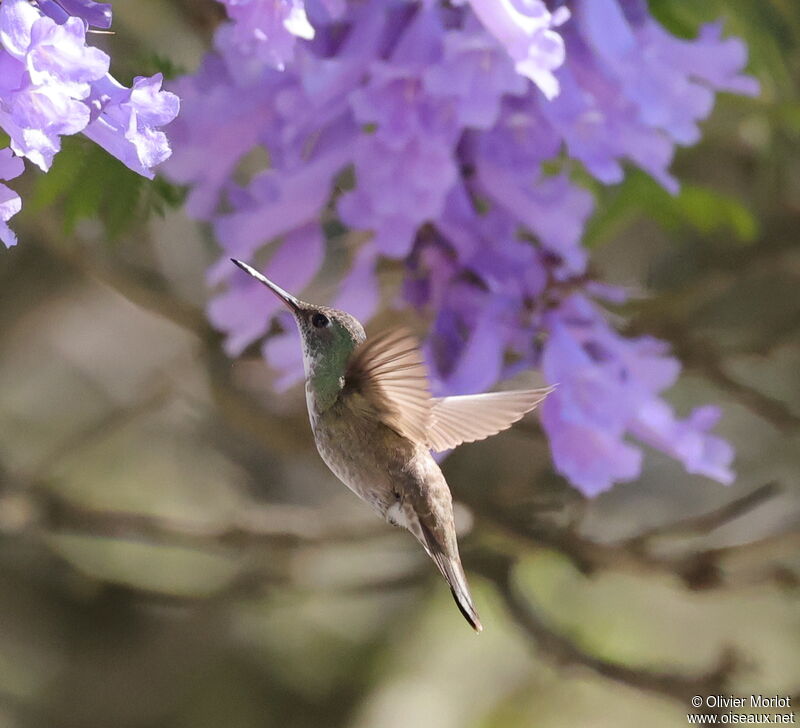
[584,171,759,248]
[29,137,186,240]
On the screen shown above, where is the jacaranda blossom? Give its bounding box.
[0,0,179,247]
[0,147,24,248]
[166,0,756,496]
[83,73,180,179]
[34,0,112,29]
[0,0,109,170]
[465,0,570,100]
[216,0,315,70]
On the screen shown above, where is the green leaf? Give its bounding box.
[585,169,759,247]
[140,53,186,81]
[29,136,186,240]
[675,185,759,243]
[113,53,187,87]
[582,170,671,248]
[647,0,706,39]
[29,139,86,213]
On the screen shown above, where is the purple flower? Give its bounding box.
[213,118,354,262]
[0,0,108,169]
[542,404,643,496]
[541,47,680,192]
[163,53,279,219]
[338,9,464,258]
[83,74,179,179]
[631,402,734,484]
[216,0,314,70]
[539,294,733,494]
[539,0,759,192]
[0,0,176,176]
[350,65,457,149]
[465,0,569,99]
[0,147,24,248]
[423,23,527,129]
[473,162,594,277]
[575,0,759,145]
[339,132,458,257]
[333,245,380,322]
[35,0,113,29]
[438,298,517,395]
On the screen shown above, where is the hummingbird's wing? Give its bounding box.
[346,329,553,449]
[344,327,433,443]
[425,387,553,452]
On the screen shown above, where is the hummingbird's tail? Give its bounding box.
[419,524,482,632]
[443,557,483,633]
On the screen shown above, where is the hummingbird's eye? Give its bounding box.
[311,312,330,329]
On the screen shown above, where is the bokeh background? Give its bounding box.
[1,1,799,726]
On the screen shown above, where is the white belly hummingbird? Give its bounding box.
[232,258,551,632]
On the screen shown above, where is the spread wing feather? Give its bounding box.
[345,328,553,449]
[426,387,553,452]
[344,328,433,443]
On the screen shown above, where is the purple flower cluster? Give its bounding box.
[215,0,317,71]
[166,0,757,495]
[0,0,179,247]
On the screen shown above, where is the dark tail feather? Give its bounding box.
[433,551,483,633]
[450,583,483,633]
[417,519,483,632]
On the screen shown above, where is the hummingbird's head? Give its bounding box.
[230,259,366,377]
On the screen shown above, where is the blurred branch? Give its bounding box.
[478,552,738,704]
[2,431,383,549]
[746,307,800,357]
[23,379,174,485]
[621,481,781,544]
[43,241,212,336]
[38,239,309,454]
[0,475,387,583]
[626,316,800,432]
[36,492,340,548]
[5,470,790,592]
[623,227,800,432]
[479,481,799,590]
[671,334,800,432]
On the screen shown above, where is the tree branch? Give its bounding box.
[621,482,781,544]
[479,482,798,590]
[476,552,738,704]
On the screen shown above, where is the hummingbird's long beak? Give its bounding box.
[230,259,302,313]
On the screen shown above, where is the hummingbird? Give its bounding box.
[231,258,551,632]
